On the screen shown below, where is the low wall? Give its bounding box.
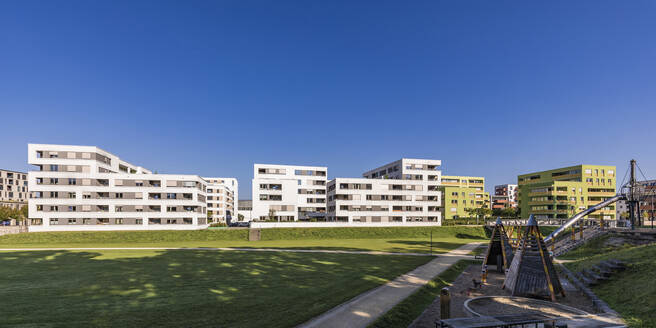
[0,226,28,236]
[28,224,209,232]
[249,222,442,229]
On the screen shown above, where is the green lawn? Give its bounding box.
[562,236,656,327]
[0,226,488,254]
[0,249,432,328]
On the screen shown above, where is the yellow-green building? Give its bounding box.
[518,164,616,220]
[440,175,490,220]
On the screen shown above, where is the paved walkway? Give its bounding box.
[298,242,482,328]
[0,246,472,257]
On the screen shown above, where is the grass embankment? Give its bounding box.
[0,249,431,328]
[562,235,656,327]
[0,226,488,254]
[369,260,479,328]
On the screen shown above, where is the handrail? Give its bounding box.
[543,194,626,244]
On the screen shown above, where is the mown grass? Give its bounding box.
[0,227,488,254]
[369,260,479,328]
[0,249,432,328]
[563,236,656,327]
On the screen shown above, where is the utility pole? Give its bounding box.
[628,159,639,229]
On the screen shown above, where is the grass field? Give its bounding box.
[0,226,488,254]
[562,235,656,327]
[0,249,432,328]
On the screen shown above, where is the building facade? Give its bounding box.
[616,179,656,225]
[0,169,29,209]
[204,177,238,224]
[439,175,489,220]
[326,159,442,224]
[237,199,253,221]
[27,144,209,230]
[251,164,327,221]
[492,184,518,209]
[517,165,616,221]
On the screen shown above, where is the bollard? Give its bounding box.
[481,266,487,283]
[440,287,451,319]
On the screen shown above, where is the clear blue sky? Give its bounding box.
[1,0,655,198]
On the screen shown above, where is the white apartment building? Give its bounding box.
[0,169,29,209]
[27,144,208,231]
[251,164,327,221]
[204,177,238,224]
[326,159,442,224]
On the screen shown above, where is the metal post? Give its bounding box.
[440,287,451,319]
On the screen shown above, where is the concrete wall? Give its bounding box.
[0,226,28,236]
[28,224,209,232]
[250,221,442,229]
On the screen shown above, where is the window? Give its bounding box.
[50,191,58,198]
[115,218,123,224]
[298,180,302,185]
[83,218,91,224]
[68,206,76,212]
[116,206,123,212]
[50,218,59,225]
[136,219,143,224]
[50,165,59,171]
[115,193,123,199]
[68,178,76,185]
[166,193,176,199]
[68,219,76,225]
[50,178,58,184]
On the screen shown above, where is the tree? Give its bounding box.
[207,210,214,223]
[19,205,28,220]
[0,206,13,221]
[238,213,244,221]
[268,208,277,222]
[0,206,27,222]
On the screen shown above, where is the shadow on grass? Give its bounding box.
[0,249,430,328]
[223,240,471,254]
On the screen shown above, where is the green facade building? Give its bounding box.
[517,164,616,221]
[440,175,490,220]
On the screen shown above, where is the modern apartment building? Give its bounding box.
[616,179,656,224]
[237,199,253,221]
[326,159,443,224]
[28,144,209,231]
[492,184,518,209]
[517,165,617,221]
[251,164,327,221]
[439,175,490,220]
[0,169,29,209]
[204,177,238,223]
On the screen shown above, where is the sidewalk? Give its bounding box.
[298,242,481,328]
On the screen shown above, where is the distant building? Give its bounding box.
[237,199,252,221]
[517,165,616,221]
[439,175,489,220]
[492,184,518,209]
[0,169,29,209]
[326,158,442,224]
[27,144,211,230]
[251,164,327,221]
[616,179,656,224]
[204,178,238,223]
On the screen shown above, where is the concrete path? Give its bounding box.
[0,246,471,257]
[298,242,482,328]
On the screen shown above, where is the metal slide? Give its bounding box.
[543,194,626,244]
